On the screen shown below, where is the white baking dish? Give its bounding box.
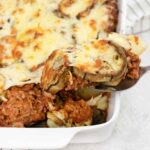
[117,0,127,34]
[0,0,126,149]
[0,92,120,149]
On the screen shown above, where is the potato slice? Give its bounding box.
[73,40,127,80]
[108,33,146,55]
[41,50,67,91]
[41,39,127,93]
[58,0,98,18]
[71,0,118,44]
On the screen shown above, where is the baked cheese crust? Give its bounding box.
[0,0,118,92]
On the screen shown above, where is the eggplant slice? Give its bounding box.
[70,0,118,44]
[58,0,98,18]
[41,39,128,93]
[41,50,67,92]
[108,33,146,55]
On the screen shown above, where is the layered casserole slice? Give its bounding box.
[41,33,145,94]
[40,33,145,127]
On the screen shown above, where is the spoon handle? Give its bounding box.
[144,66,150,72]
[141,66,150,75]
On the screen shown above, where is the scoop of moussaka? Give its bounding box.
[41,33,145,94]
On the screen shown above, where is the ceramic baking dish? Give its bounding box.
[0,92,120,149]
[0,0,126,149]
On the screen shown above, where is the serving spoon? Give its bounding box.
[96,66,150,91]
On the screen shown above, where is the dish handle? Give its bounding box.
[0,128,79,149]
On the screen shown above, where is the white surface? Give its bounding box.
[126,0,150,34]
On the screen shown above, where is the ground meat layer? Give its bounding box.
[126,50,141,79]
[64,98,93,124]
[0,84,50,127]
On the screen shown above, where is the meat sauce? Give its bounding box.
[0,84,49,127]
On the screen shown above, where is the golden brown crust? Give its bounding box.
[58,0,98,18]
[59,0,75,15]
[58,0,118,32]
[76,0,98,19]
[0,36,23,66]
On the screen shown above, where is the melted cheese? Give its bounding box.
[72,3,109,44]
[0,0,117,92]
[0,0,74,91]
[59,0,96,17]
[21,29,73,69]
[68,40,124,74]
[0,36,23,65]
[0,63,42,90]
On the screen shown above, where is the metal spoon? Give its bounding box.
[97,66,150,91]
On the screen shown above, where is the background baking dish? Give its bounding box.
[0,0,126,149]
